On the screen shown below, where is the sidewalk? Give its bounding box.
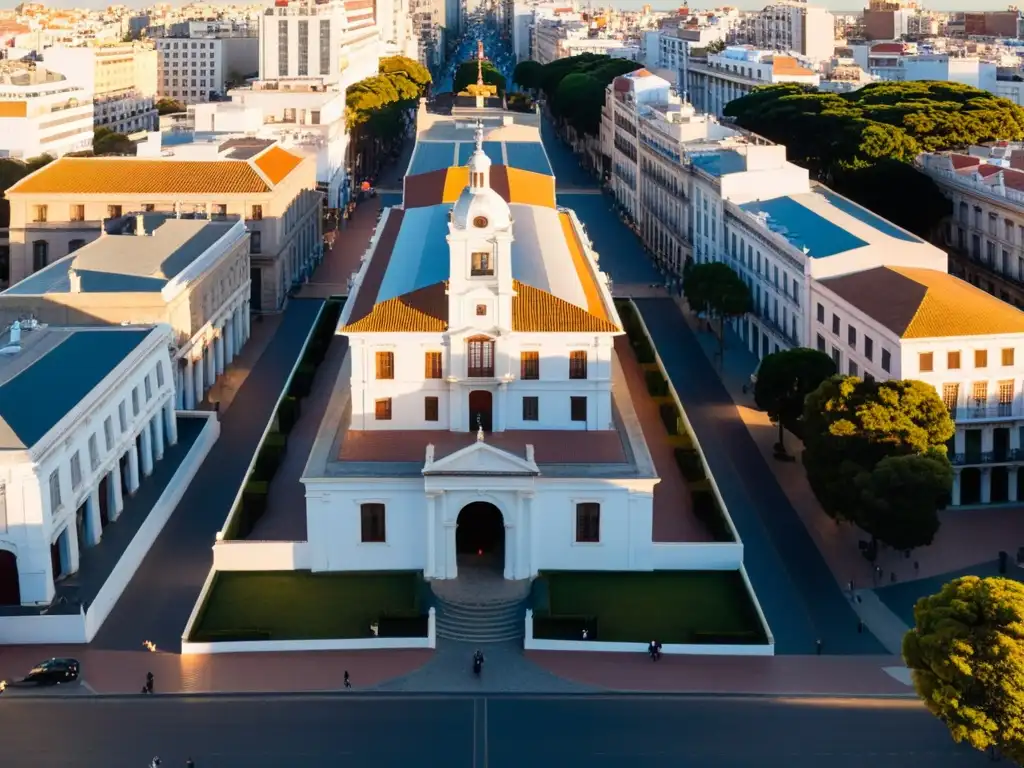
[299,200,382,300]
[202,313,283,415]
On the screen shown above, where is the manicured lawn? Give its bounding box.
[536,570,766,644]
[191,570,424,642]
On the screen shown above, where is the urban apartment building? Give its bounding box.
[918,146,1024,311]
[0,214,252,412]
[738,0,835,65]
[531,18,639,66]
[685,46,819,118]
[4,139,320,311]
[42,43,159,135]
[0,60,93,160]
[156,24,258,105]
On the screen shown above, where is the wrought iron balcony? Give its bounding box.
[954,404,1018,422]
[952,451,993,466]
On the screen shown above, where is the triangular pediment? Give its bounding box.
[423,439,540,476]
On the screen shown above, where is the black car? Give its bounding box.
[19,658,80,686]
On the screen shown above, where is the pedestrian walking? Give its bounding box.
[186,759,195,768]
[815,639,823,655]
[344,670,351,689]
[857,619,864,634]
[143,671,154,694]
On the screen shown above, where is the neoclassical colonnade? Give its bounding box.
[56,398,180,578]
[176,296,251,411]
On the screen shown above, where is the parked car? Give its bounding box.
[15,658,80,686]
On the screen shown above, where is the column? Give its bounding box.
[164,401,178,447]
[225,317,235,365]
[1012,426,1021,457]
[183,358,195,410]
[193,353,204,405]
[981,467,992,504]
[152,412,165,463]
[444,520,458,579]
[214,330,225,377]
[243,301,251,341]
[952,469,961,507]
[175,366,184,410]
[205,344,215,391]
[64,521,80,575]
[503,520,516,581]
[954,427,966,457]
[516,492,530,580]
[982,426,995,459]
[109,463,124,521]
[236,306,245,350]
[1011,468,1019,503]
[84,487,102,547]
[426,492,438,579]
[140,423,154,477]
[126,442,141,495]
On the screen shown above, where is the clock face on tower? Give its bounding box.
[473,216,489,228]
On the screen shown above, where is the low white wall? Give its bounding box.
[741,563,775,648]
[212,541,311,571]
[83,414,220,642]
[523,609,774,656]
[180,607,437,655]
[0,610,87,645]
[651,542,743,570]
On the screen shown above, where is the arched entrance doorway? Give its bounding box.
[456,502,504,570]
[0,549,19,606]
[469,390,492,432]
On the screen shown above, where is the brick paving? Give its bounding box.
[298,200,382,300]
[526,650,913,696]
[201,313,282,415]
[0,645,432,694]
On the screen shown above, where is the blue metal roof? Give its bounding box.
[690,150,747,178]
[816,189,923,243]
[408,142,457,175]
[504,141,552,176]
[740,197,869,258]
[457,141,503,166]
[0,328,151,448]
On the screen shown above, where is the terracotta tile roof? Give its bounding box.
[819,266,1024,339]
[560,211,610,321]
[870,42,906,54]
[8,146,306,196]
[342,279,619,334]
[772,56,815,76]
[949,153,981,170]
[344,209,404,324]
[403,165,555,209]
[252,145,304,184]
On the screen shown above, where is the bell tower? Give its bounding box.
[446,121,515,333]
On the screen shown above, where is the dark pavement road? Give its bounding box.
[635,298,883,656]
[91,300,324,652]
[0,694,985,767]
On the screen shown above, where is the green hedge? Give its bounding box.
[377,611,429,638]
[632,336,655,364]
[278,396,301,434]
[692,489,734,542]
[675,448,705,482]
[646,369,668,397]
[234,480,269,539]
[254,432,287,482]
[533,613,598,640]
[289,363,316,399]
[660,402,680,435]
[192,628,272,642]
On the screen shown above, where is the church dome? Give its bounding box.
[450,122,512,232]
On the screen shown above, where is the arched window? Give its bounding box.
[467,336,495,378]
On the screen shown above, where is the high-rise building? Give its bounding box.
[156,23,259,105]
[741,0,835,64]
[0,60,93,160]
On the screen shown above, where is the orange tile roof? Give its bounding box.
[404,165,555,209]
[560,211,610,322]
[7,149,305,196]
[253,145,305,185]
[342,280,619,334]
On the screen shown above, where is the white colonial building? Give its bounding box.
[302,113,663,583]
[812,266,1024,508]
[0,321,179,607]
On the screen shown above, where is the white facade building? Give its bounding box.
[156,30,259,105]
[301,111,672,582]
[0,61,93,160]
[532,18,638,66]
[686,46,819,118]
[42,43,159,135]
[812,265,1024,508]
[0,321,179,607]
[740,1,835,65]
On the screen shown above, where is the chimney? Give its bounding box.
[68,267,81,293]
[135,213,146,236]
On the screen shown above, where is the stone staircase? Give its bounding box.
[430,563,532,644]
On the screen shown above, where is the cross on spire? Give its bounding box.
[474,119,484,152]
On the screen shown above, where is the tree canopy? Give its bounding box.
[802,376,955,549]
[155,98,185,115]
[904,576,1024,762]
[512,60,544,91]
[722,81,1024,237]
[454,60,506,96]
[345,56,432,144]
[753,348,836,450]
[532,53,641,137]
[682,261,752,359]
[93,128,135,156]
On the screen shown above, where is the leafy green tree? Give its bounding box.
[512,60,544,91]
[857,453,951,550]
[534,53,640,136]
[156,98,185,115]
[753,348,836,452]
[379,55,432,92]
[93,128,135,156]
[706,39,726,54]
[802,376,955,526]
[453,60,506,95]
[723,80,1024,238]
[682,262,752,361]
[903,576,1024,762]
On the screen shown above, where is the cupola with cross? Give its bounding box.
[447,121,515,332]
